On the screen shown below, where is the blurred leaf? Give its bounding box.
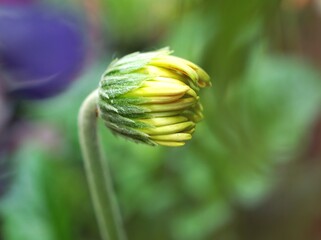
[1,143,98,240]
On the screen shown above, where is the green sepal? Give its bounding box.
[100,111,151,129]
[104,121,157,146]
[105,48,171,75]
[105,97,146,106]
[98,99,148,117]
[99,73,156,99]
[100,73,149,88]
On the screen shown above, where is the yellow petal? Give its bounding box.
[154,141,185,147]
[174,56,211,87]
[136,94,185,104]
[145,110,182,118]
[144,97,197,112]
[147,77,187,86]
[151,55,211,88]
[186,88,198,98]
[150,133,192,141]
[141,121,195,135]
[125,85,189,97]
[149,56,199,84]
[140,65,189,84]
[139,116,188,127]
[146,77,198,99]
[185,128,195,134]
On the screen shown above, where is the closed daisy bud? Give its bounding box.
[98,48,211,147]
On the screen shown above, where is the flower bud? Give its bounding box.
[98,48,211,147]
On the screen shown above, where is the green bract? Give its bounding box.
[98,48,211,147]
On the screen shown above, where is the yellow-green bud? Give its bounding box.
[98,47,211,147]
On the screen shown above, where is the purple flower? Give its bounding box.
[0,5,88,99]
[0,0,35,5]
[0,82,11,136]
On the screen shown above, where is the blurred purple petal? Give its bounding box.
[0,5,89,99]
[0,81,12,135]
[0,0,35,5]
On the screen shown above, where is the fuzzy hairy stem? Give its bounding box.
[78,89,126,240]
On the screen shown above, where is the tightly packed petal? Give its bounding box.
[98,48,211,147]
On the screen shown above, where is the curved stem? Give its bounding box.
[78,89,127,240]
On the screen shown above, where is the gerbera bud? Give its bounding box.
[98,48,211,147]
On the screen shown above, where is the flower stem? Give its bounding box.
[78,89,127,240]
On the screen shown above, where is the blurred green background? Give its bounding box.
[2,0,321,239]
